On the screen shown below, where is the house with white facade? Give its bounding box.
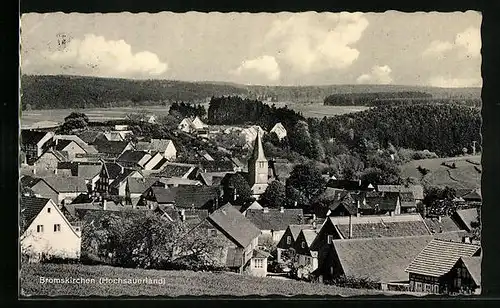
[270,122,287,141]
[20,196,82,261]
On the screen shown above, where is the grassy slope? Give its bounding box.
[400,155,481,189]
[20,263,418,297]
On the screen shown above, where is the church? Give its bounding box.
[246,132,269,198]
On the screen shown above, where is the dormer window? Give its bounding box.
[327,235,334,244]
[286,236,292,245]
[301,241,306,249]
[47,208,51,213]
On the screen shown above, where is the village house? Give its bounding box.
[52,139,87,160]
[135,139,177,161]
[238,200,264,215]
[157,162,199,179]
[156,177,202,188]
[327,179,374,192]
[293,227,322,277]
[377,184,425,205]
[31,150,69,174]
[53,135,98,155]
[270,122,287,141]
[92,140,133,158]
[21,130,54,165]
[116,150,153,169]
[276,224,319,263]
[96,162,140,196]
[197,171,234,186]
[21,175,88,205]
[56,161,103,192]
[77,131,108,145]
[189,203,269,277]
[108,169,144,198]
[314,235,434,291]
[173,185,222,211]
[405,239,481,294]
[245,207,305,244]
[140,186,177,209]
[20,196,82,261]
[268,158,295,183]
[451,208,480,233]
[126,177,161,206]
[61,200,122,222]
[178,118,195,133]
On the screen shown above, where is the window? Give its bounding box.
[301,241,306,248]
[36,225,44,233]
[305,257,311,265]
[209,229,217,237]
[47,208,51,213]
[327,235,334,244]
[54,224,61,232]
[415,282,422,292]
[254,258,264,268]
[286,236,292,245]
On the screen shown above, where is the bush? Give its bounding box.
[325,275,380,290]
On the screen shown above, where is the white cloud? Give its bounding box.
[231,55,281,81]
[455,26,481,58]
[356,65,393,84]
[43,34,168,78]
[422,40,454,57]
[265,12,369,73]
[428,76,482,88]
[422,27,481,59]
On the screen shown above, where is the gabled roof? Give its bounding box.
[158,163,197,178]
[158,177,201,186]
[149,187,177,204]
[461,189,482,201]
[41,176,88,193]
[288,224,316,240]
[253,248,271,259]
[333,235,434,283]
[301,229,320,246]
[245,208,304,231]
[93,139,130,155]
[21,130,51,145]
[377,185,424,200]
[405,239,481,278]
[198,172,233,186]
[127,177,160,194]
[117,150,151,165]
[207,203,261,248]
[77,164,102,179]
[102,162,125,179]
[77,131,106,144]
[424,216,462,234]
[454,208,479,232]
[151,139,175,152]
[186,160,235,173]
[109,169,136,188]
[329,214,431,239]
[54,135,97,154]
[20,195,51,228]
[173,185,221,209]
[36,149,68,162]
[365,192,400,211]
[460,256,481,286]
[20,175,43,188]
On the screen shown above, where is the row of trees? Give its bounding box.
[169,102,206,119]
[81,211,225,271]
[323,91,432,106]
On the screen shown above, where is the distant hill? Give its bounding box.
[400,155,481,189]
[20,74,482,110]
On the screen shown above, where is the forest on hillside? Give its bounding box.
[20,74,482,110]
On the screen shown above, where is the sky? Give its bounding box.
[20,11,482,87]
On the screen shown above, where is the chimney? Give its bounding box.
[438,216,442,223]
[263,207,269,213]
[180,209,186,221]
[312,214,316,221]
[280,206,284,213]
[103,199,107,210]
[54,168,58,175]
[312,221,317,229]
[390,211,395,217]
[33,163,37,175]
[294,201,298,207]
[462,236,471,244]
[348,215,353,239]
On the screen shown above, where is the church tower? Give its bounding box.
[248,132,269,196]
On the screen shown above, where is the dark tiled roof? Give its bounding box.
[327,179,365,191]
[20,175,42,188]
[41,176,87,193]
[270,161,295,180]
[333,235,434,283]
[365,192,399,211]
[77,131,106,144]
[93,140,130,155]
[453,208,479,232]
[158,163,197,178]
[405,239,481,277]
[149,187,176,204]
[188,160,235,172]
[173,185,221,209]
[207,203,261,248]
[21,130,50,145]
[330,214,431,239]
[103,162,125,179]
[128,177,160,194]
[462,189,481,201]
[117,150,150,164]
[253,248,271,258]
[109,169,136,188]
[54,139,79,151]
[377,185,424,200]
[20,196,51,229]
[77,164,102,179]
[245,208,304,231]
[424,216,462,233]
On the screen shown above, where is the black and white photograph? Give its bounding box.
[19,11,482,297]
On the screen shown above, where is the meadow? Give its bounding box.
[400,155,481,189]
[20,263,420,297]
[20,103,368,127]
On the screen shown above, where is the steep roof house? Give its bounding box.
[377,184,424,201]
[405,239,481,294]
[32,150,69,174]
[116,150,153,168]
[197,172,234,186]
[188,204,267,277]
[276,224,319,262]
[53,139,87,160]
[21,130,54,165]
[126,177,161,205]
[178,118,195,133]
[157,163,199,179]
[95,162,141,196]
[77,131,108,145]
[270,122,287,141]
[315,235,434,290]
[108,169,143,197]
[245,207,304,244]
[293,228,322,277]
[136,139,177,161]
[20,196,82,261]
[173,185,222,211]
[141,186,177,209]
[92,140,132,158]
[21,175,87,205]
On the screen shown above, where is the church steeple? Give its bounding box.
[250,131,266,162]
[247,130,269,196]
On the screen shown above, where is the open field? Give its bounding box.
[20,263,421,297]
[20,103,368,127]
[400,155,481,189]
